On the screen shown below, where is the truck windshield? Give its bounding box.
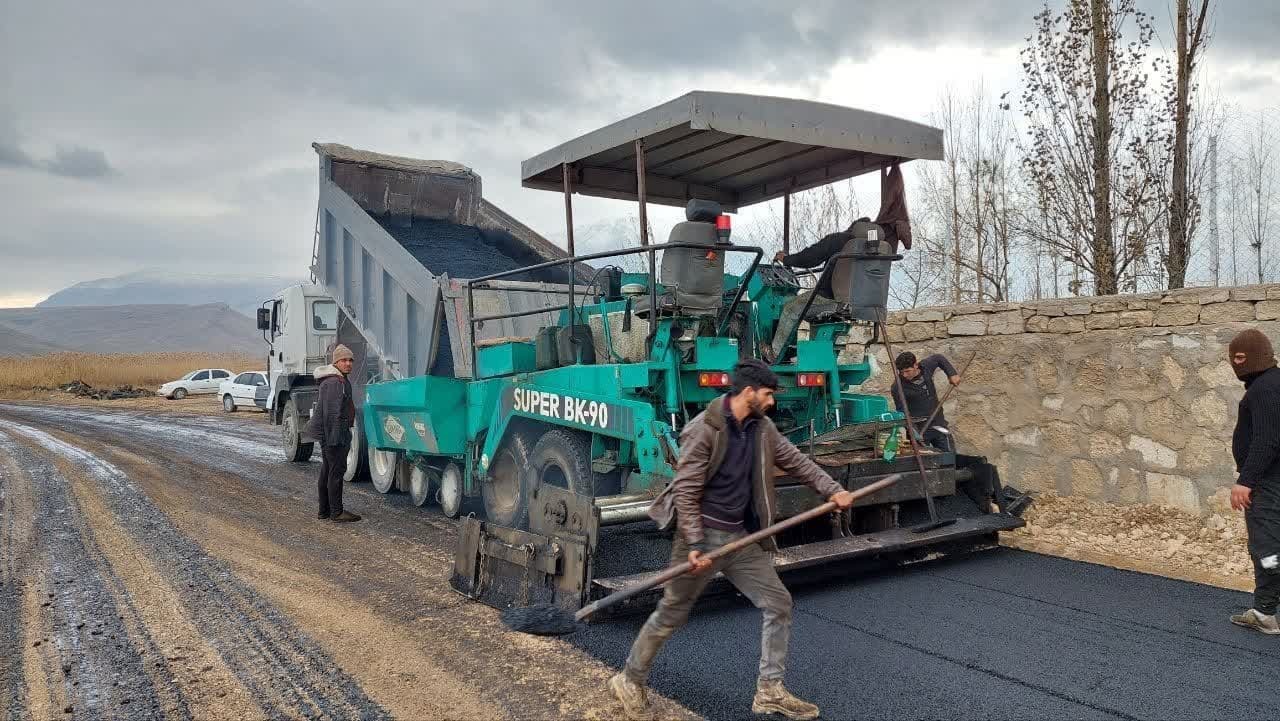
[312,300,337,331]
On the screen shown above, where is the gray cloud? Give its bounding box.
[43,146,116,179]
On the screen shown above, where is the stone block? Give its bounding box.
[1232,286,1269,301]
[1085,312,1120,330]
[1190,391,1231,429]
[1034,358,1059,392]
[1256,300,1280,321]
[885,312,908,325]
[1128,435,1178,469]
[1005,426,1042,449]
[1146,472,1200,513]
[1161,289,1205,304]
[1072,357,1109,390]
[1035,302,1066,318]
[883,324,905,344]
[1087,432,1125,460]
[1170,333,1202,349]
[1103,402,1131,434]
[1071,459,1105,498]
[1198,361,1239,388]
[947,315,987,336]
[987,309,1025,335]
[1117,310,1154,328]
[933,321,950,338]
[1196,289,1232,304]
[1092,298,1128,313]
[1109,466,1142,505]
[1047,316,1086,334]
[1155,304,1200,326]
[1044,421,1081,455]
[906,309,946,322]
[950,304,985,316]
[1180,435,1229,473]
[902,322,937,342]
[1026,315,1050,333]
[1160,357,1185,390]
[1042,395,1064,411]
[1199,301,1256,324]
[1063,302,1092,316]
[1269,286,1280,300]
[1021,306,1038,318]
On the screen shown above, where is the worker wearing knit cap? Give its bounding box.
[304,344,361,523]
[1228,329,1280,635]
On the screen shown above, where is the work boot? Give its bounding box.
[317,511,330,520]
[331,511,362,523]
[753,679,820,720]
[608,672,654,721]
[1231,608,1280,635]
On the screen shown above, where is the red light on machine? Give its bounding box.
[795,373,826,387]
[698,372,731,387]
[715,214,732,244]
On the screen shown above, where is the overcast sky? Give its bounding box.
[1,1,1276,307]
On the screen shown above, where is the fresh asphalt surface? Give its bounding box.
[571,549,1280,721]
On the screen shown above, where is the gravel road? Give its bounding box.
[3,401,1278,721]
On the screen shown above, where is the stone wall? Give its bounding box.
[860,283,1280,514]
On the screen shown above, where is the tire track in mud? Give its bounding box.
[1,420,393,720]
[0,432,177,720]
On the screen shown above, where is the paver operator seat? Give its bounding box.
[657,199,727,317]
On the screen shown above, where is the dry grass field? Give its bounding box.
[0,352,260,394]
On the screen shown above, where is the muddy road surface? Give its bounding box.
[3,402,1280,721]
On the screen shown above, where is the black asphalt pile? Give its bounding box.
[593,522,676,580]
[376,216,574,284]
[569,548,1280,721]
[58,380,153,400]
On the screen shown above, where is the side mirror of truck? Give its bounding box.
[256,308,271,331]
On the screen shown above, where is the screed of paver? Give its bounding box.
[52,452,265,720]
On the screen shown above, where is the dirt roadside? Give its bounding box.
[0,405,697,721]
[0,392,268,419]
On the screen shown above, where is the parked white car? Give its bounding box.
[219,371,268,412]
[157,369,233,400]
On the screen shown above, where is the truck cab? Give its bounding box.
[257,283,342,463]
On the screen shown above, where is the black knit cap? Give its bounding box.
[731,359,780,394]
[1229,329,1277,379]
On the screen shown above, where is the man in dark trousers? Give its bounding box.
[892,351,960,449]
[305,344,362,523]
[1228,329,1280,634]
[609,360,855,721]
[893,351,1002,514]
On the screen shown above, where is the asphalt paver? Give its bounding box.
[570,549,1280,721]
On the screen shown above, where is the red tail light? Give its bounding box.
[796,373,826,387]
[698,372,731,387]
[715,215,731,231]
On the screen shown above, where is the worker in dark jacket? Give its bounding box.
[304,344,361,523]
[1228,329,1280,635]
[609,360,855,721]
[893,351,960,449]
[767,220,865,363]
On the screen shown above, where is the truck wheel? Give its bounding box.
[526,429,595,498]
[173,387,188,400]
[482,428,532,528]
[283,399,314,462]
[344,421,371,482]
[369,448,399,494]
[409,463,434,507]
[438,462,463,518]
[222,395,236,413]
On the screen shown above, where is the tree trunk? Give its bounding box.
[1167,0,1190,289]
[1091,0,1117,295]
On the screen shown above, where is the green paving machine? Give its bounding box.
[358,92,1023,614]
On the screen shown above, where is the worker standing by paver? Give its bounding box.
[608,359,856,721]
[1227,329,1280,635]
[304,344,362,523]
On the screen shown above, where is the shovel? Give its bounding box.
[503,473,902,635]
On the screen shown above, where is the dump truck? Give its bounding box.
[256,143,593,485]
[340,91,1025,615]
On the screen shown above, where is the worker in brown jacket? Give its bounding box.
[608,359,855,721]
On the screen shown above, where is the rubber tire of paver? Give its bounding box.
[173,387,188,400]
[438,463,464,518]
[409,463,434,507]
[222,394,236,413]
[344,421,370,482]
[482,428,533,529]
[369,447,399,494]
[283,398,314,463]
[526,429,596,499]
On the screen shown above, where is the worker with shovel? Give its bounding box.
[609,359,856,721]
[1227,329,1280,635]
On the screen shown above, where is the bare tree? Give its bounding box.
[1019,0,1168,296]
[1234,112,1278,284]
[1166,0,1212,288]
